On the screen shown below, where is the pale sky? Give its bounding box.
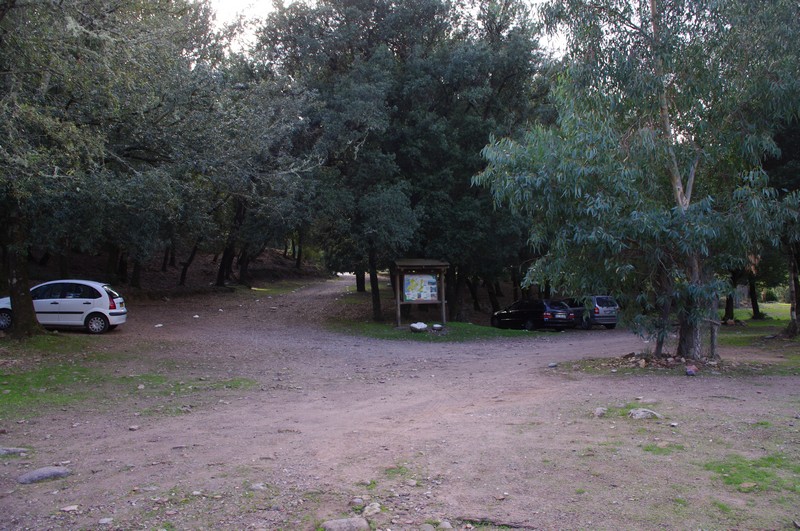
[209,0,268,25]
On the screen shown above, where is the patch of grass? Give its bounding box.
[384,465,411,479]
[603,402,646,417]
[704,454,800,493]
[575,488,586,495]
[328,319,545,342]
[718,303,795,349]
[0,333,95,357]
[673,497,688,507]
[642,443,685,455]
[711,499,733,514]
[357,479,378,491]
[0,364,99,416]
[1,356,257,420]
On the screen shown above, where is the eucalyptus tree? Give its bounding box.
[476,0,800,358]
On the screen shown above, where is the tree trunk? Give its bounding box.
[708,295,720,361]
[239,246,252,287]
[5,213,43,338]
[511,267,520,301]
[216,199,246,287]
[786,248,799,337]
[130,260,141,289]
[485,278,501,313]
[723,294,735,322]
[294,230,303,269]
[677,308,702,360]
[216,245,236,287]
[117,253,128,284]
[58,246,70,278]
[447,268,467,321]
[722,271,739,321]
[654,295,672,359]
[179,242,199,286]
[494,281,504,298]
[466,276,480,311]
[106,245,121,282]
[748,273,764,319]
[162,247,170,272]
[355,268,366,292]
[368,247,383,322]
[676,256,704,360]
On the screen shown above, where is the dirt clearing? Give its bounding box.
[1,276,799,530]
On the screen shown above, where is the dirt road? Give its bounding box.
[1,276,798,530]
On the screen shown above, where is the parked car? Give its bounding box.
[562,296,619,329]
[0,280,127,334]
[491,299,575,331]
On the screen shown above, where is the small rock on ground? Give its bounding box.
[320,517,370,531]
[18,466,72,484]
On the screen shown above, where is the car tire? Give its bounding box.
[0,309,12,331]
[604,323,617,330]
[524,319,535,331]
[580,318,591,330]
[85,313,110,334]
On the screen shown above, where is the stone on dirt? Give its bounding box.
[320,517,370,531]
[18,466,72,484]
[594,407,608,417]
[362,501,381,516]
[628,408,663,420]
[0,447,28,456]
[410,322,428,333]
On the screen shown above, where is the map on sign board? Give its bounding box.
[403,274,438,301]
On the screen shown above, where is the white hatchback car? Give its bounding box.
[0,280,127,334]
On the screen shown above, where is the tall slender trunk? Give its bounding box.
[355,268,366,292]
[786,248,799,337]
[179,242,199,286]
[485,278,501,313]
[5,211,42,338]
[676,256,704,360]
[130,260,141,289]
[162,247,170,272]
[466,276,481,311]
[654,295,672,359]
[239,246,252,287]
[294,230,303,269]
[216,199,246,287]
[368,247,383,322]
[748,273,764,319]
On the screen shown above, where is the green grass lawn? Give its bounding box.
[718,303,795,347]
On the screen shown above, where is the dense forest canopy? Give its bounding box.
[1,0,798,351]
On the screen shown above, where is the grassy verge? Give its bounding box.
[0,334,256,421]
